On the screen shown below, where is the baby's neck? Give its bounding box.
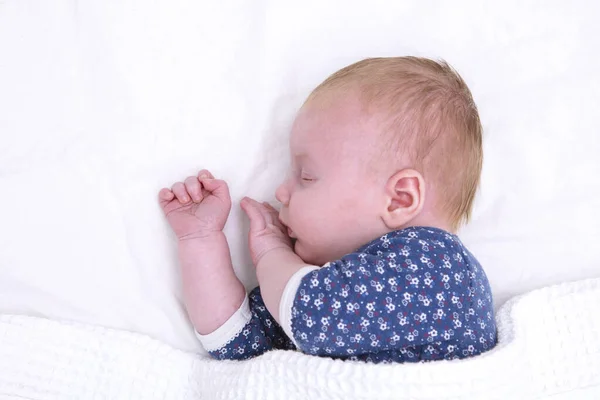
[403,213,454,234]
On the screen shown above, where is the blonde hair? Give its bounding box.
[307,57,483,231]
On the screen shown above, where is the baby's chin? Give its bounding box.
[294,240,333,266]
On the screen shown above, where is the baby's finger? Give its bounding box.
[197,169,214,180]
[241,197,266,232]
[200,178,230,201]
[262,202,279,216]
[257,201,276,225]
[262,202,284,228]
[171,182,191,204]
[184,176,203,203]
[158,188,175,207]
[244,198,273,225]
[263,201,279,219]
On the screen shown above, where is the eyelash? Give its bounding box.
[298,170,313,182]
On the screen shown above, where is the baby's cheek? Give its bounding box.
[336,190,367,222]
[337,194,358,212]
[292,191,348,261]
[300,221,333,259]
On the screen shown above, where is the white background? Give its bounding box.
[1,0,599,352]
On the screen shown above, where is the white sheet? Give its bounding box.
[0,0,599,353]
[1,278,599,399]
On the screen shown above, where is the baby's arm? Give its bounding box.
[177,230,245,335]
[207,286,296,360]
[159,170,245,335]
[161,172,295,360]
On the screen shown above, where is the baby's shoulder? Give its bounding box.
[360,226,484,277]
[376,226,467,257]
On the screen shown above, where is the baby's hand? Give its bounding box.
[240,197,293,266]
[159,170,231,240]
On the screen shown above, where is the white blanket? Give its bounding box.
[1,278,599,400]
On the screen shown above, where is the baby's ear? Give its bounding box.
[381,169,425,230]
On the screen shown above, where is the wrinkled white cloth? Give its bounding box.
[1,278,598,400]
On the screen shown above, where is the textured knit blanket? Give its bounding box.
[1,278,599,400]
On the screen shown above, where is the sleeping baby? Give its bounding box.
[158,57,497,363]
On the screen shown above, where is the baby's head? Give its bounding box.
[276,57,482,265]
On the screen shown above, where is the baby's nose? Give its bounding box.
[275,182,290,206]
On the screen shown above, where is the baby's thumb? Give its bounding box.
[200,178,229,199]
[241,197,266,232]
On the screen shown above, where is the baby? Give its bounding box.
[159,57,497,363]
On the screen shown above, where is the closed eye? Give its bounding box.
[298,168,315,182]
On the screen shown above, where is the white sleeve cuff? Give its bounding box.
[195,295,252,352]
[279,265,320,347]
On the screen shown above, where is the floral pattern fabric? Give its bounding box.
[208,227,497,363]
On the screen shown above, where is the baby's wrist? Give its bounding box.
[178,229,223,242]
[255,246,297,270]
[177,231,228,258]
[253,244,289,267]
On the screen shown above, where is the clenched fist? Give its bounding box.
[159,170,231,240]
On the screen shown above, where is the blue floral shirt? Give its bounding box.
[204,227,497,363]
